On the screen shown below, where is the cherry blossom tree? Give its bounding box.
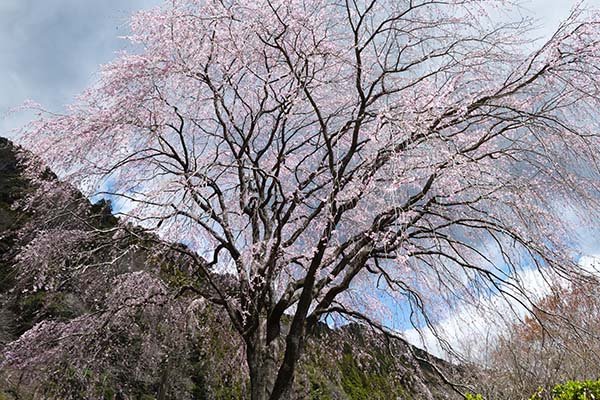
[19,0,600,398]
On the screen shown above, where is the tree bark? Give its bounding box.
[268,335,300,400]
[246,320,280,400]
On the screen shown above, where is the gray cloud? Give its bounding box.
[0,0,159,136]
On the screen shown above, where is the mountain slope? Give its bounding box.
[0,138,465,400]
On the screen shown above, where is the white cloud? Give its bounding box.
[579,254,600,274]
[403,255,600,361]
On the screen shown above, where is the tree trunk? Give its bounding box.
[268,334,301,400]
[250,348,295,400]
[246,320,280,400]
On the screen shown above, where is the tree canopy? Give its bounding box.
[19,1,600,398]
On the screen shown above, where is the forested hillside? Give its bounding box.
[0,138,464,399]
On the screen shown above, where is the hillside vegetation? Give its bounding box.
[0,138,462,399]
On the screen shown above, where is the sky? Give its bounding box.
[0,0,161,135]
[0,0,596,136]
[1,0,599,358]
